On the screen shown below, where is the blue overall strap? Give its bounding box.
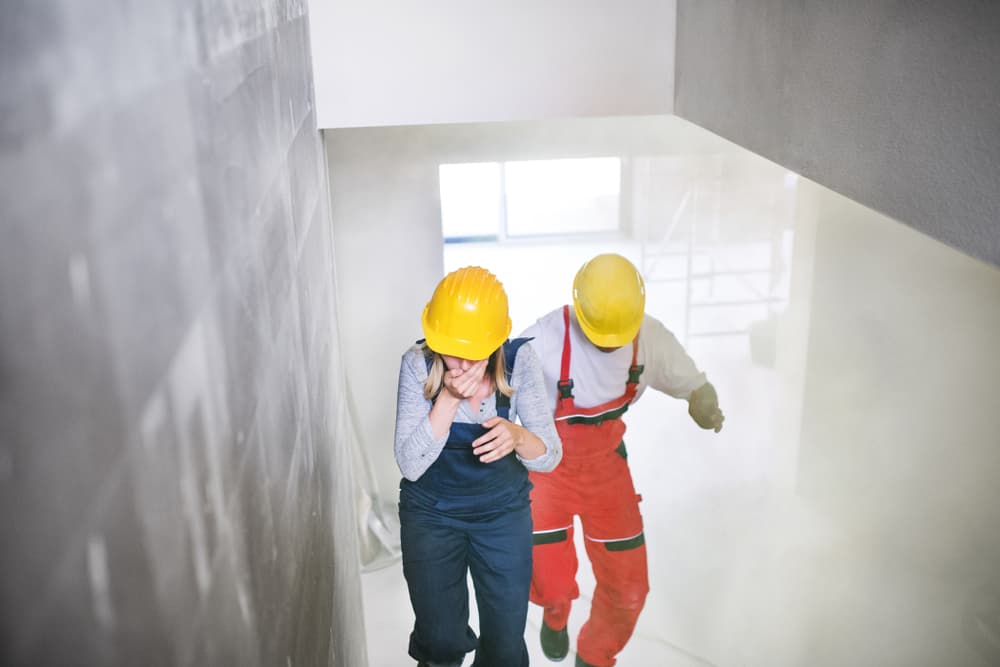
[496,337,532,420]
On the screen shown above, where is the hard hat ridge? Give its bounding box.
[422,266,511,360]
[572,253,645,348]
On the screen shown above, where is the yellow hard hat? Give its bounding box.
[422,266,512,360]
[572,253,645,347]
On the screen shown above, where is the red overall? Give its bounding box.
[529,306,649,667]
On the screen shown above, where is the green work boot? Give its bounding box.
[540,620,569,661]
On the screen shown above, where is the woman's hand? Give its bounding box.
[471,416,525,463]
[441,359,487,400]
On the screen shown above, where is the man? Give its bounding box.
[520,253,724,667]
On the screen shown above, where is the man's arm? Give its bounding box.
[640,315,724,432]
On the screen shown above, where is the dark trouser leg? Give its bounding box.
[468,503,533,667]
[401,503,478,665]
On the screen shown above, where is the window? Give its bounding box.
[439,158,621,241]
[439,162,502,241]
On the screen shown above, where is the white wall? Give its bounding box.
[323,115,731,504]
[307,0,676,128]
[325,136,445,505]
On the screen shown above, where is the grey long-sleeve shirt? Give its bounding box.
[393,343,562,482]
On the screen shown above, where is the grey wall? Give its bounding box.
[675,0,1000,267]
[0,2,365,666]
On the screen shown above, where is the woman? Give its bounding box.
[394,266,562,667]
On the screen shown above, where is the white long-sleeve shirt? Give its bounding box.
[393,342,562,482]
[519,307,707,412]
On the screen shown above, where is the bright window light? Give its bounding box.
[439,158,621,241]
[439,162,502,240]
[504,158,620,236]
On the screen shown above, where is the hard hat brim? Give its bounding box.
[422,304,511,361]
[573,302,641,348]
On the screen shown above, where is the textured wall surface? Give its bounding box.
[675,0,1000,267]
[0,2,365,666]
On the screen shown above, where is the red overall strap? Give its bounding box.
[561,303,638,383]
[559,305,572,383]
[554,306,643,422]
[554,305,576,407]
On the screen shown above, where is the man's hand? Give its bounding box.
[689,382,724,432]
[471,416,524,463]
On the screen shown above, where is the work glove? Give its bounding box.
[688,382,724,432]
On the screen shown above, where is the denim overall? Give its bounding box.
[399,338,533,667]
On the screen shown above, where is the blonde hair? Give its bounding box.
[422,343,514,401]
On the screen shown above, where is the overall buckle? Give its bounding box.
[557,379,574,399]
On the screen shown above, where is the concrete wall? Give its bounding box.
[308,0,677,128]
[0,2,365,666]
[674,0,1000,268]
